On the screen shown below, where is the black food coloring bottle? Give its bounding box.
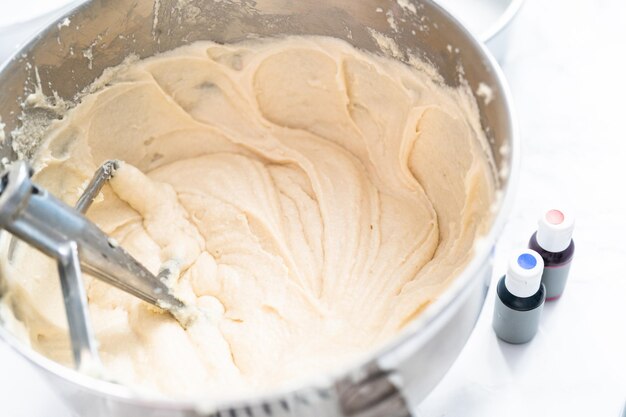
[493,249,546,344]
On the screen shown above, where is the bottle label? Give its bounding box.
[542,261,572,299]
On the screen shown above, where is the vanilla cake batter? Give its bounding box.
[0,36,494,399]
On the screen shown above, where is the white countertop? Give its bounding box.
[1,0,625,416]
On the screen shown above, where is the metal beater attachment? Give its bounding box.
[0,161,187,371]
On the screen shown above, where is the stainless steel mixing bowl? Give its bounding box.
[0,1,518,416]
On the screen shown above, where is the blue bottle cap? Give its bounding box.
[505,249,544,298]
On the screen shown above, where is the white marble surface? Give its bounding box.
[1,0,625,416]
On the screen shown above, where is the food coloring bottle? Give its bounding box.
[493,249,546,344]
[528,209,575,300]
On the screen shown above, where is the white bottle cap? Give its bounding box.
[536,209,575,252]
[505,249,544,298]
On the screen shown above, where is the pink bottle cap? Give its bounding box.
[537,209,575,253]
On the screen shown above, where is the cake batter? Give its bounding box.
[0,36,494,399]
